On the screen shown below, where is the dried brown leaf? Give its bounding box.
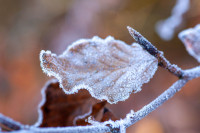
[40,36,158,104]
[75,101,107,126]
[36,79,98,127]
[101,108,118,122]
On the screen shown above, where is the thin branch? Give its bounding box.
[123,66,200,128]
[0,113,25,131]
[10,66,199,133]
[124,79,188,128]
[0,114,111,133]
[24,125,111,133]
[127,26,183,78]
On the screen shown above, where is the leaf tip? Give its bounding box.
[39,50,60,78]
[39,50,52,65]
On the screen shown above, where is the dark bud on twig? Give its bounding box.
[127,26,184,78]
[127,26,159,57]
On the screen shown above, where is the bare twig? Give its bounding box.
[124,79,188,127]
[123,65,200,127]
[0,113,25,131]
[24,125,111,133]
[127,26,184,78]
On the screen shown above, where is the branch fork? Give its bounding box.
[0,26,200,133]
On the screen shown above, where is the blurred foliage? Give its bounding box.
[0,0,200,132]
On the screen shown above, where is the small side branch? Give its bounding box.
[0,113,25,131]
[121,64,200,128]
[127,26,183,78]
[124,79,188,128]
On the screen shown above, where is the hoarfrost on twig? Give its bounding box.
[156,0,190,41]
[128,26,183,78]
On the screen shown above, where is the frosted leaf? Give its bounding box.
[178,24,200,62]
[34,79,99,127]
[40,36,158,104]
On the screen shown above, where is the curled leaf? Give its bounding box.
[40,36,158,104]
[179,24,200,62]
[35,79,98,127]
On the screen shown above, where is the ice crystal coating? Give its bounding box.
[156,0,190,40]
[178,24,200,62]
[40,36,158,104]
[98,110,135,133]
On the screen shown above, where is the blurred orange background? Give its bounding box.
[0,0,200,133]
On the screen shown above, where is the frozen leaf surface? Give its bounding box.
[40,36,158,104]
[179,24,200,62]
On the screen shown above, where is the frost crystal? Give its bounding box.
[99,110,134,132]
[178,24,200,62]
[40,36,158,104]
[73,108,93,126]
[156,0,190,40]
